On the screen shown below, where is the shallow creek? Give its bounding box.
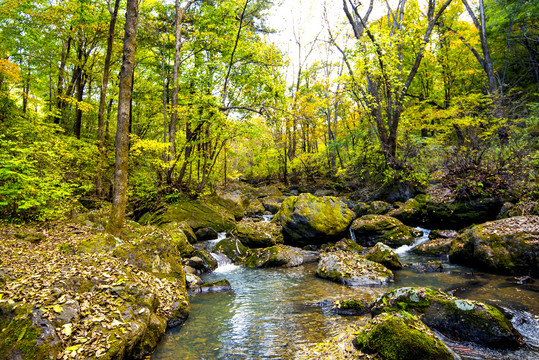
[152,230,539,360]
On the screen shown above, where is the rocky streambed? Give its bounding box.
[1,183,538,360]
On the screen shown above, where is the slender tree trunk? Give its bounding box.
[107,0,139,237]
[161,37,168,166]
[97,0,120,197]
[56,35,72,124]
[168,0,195,183]
[74,73,85,139]
[462,0,498,94]
[22,70,30,113]
[105,98,113,145]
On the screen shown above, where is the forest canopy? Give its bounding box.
[0,0,537,224]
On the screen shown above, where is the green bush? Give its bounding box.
[0,117,97,221]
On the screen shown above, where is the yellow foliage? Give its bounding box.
[0,58,21,82]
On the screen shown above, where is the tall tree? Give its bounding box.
[107,0,139,237]
[167,0,196,183]
[343,0,452,168]
[97,0,121,197]
[462,0,498,94]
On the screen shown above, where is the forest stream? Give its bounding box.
[151,230,539,360]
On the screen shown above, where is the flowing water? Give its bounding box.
[152,231,539,360]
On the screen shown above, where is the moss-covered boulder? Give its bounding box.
[450,216,539,276]
[351,215,421,248]
[260,196,285,214]
[191,249,218,273]
[245,245,304,268]
[274,193,355,246]
[411,230,457,256]
[254,185,283,198]
[209,193,244,221]
[212,238,249,264]
[333,298,372,316]
[366,242,403,269]
[245,199,265,216]
[353,201,393,217]
[356,311,455,360]
[316,250,393,286]
[77,233,121,254]
[371,287,524,349]
[389,195,504,229]
[0,302,63,360]
[233,221,283,248]
[333,238,363,253]
[194,227,218,241]
[160,223,195,258]
[147,199,236,232]
[112,228,186,281]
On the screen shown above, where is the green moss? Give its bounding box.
[213,239,249,263]
[372,287,439,315]
[0,304,56,360]
[356,311,453,360]
[161,200,236,232]
[57,243,73,253]
[78,233,118,254]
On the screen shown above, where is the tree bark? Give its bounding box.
[97,0,120,197]
[107,0,139,237]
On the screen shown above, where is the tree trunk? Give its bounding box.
[107,0,139,237]
[462,0,498,94]
[168,0,195,183]
[73,73,85,139]
[56,35,72,124]
[97,0,120,197]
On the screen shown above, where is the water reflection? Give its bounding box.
[152,254,539,360]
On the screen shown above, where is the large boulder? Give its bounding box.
[233,221,283,248]
[352,201,393,217]
[112,228,186,281]
[274,193,355,246]
[245,245,304,268]
[450,216,539,276]
[389,194,503,229]
[160,223,195,258]
[143,199,236,232]
[356,311,455,360]
[316,250,393,286]
[245,198,265,216]
[371,287,524,349]
[333,238,364,254]
[194,227,218,241]
[411,229,457,257]
[209,194,244,221]
[366,242,403,269]
[260,196,285,214]
[351,215,421,247]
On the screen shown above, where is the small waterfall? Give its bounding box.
[262,214,274,223]
[210,252,238,273]
[205,232,228,250]
[349,227,357,242]
[395,227,431,254]
[211,252,232,267]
